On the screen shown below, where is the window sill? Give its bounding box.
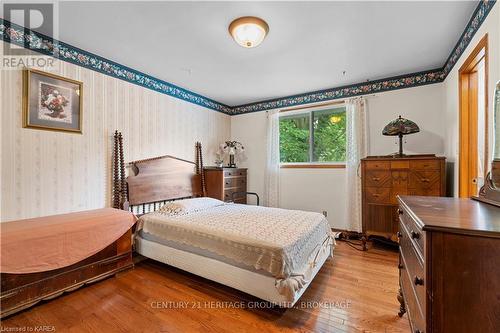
[280,164,346,169]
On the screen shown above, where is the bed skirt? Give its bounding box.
[135,235,331,307]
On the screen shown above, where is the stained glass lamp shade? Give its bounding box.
[382,115,420,157]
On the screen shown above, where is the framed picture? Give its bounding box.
[23,68,83,133]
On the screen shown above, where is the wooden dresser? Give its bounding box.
[361,155,446,241]
[397,196,500,333]
[204,167,247,204]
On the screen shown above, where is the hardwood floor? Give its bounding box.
[1,242,409,332]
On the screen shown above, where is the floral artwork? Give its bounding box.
[23,69,83,133]
[38,82,72,123]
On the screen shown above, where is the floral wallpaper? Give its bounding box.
[0,0,496,115]
[0,55,230,221]
[0,19,232,115]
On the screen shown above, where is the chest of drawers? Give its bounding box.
[204,167,247,204]
[397,196,500,333]
[361,155,446,241]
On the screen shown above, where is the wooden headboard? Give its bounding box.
[129,154,201,197]
[112,132,206,214]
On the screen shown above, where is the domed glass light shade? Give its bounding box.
[382,115,420,157]
[229,17,269,48]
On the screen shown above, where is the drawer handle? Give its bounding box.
[414,276,424,286]
[398,263,404,269]
[372,177,380,181]
[398,209,403,215]
[225,181,230,185]
[397,231,403,238]
[373,194,380,197]
[411,230,420,239]
[420,178,430,183]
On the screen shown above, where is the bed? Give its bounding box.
[125,153,334,306]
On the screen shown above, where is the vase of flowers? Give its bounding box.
[222,141,244,168]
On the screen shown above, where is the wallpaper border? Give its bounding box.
[230,69,445,114]
[0,19,233,115]
[442,0,496,76]
[231,0,496,114]
[0,0,496,115]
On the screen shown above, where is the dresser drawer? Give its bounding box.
[365,161,390,170]
[390,160,409,169]
[408,188,441,197]
[365,170,392,187]
[400,258,426,333]
[365,187,391,204]
[410,160,440,170]
[390,188,408,205]
[409,170,441,190]
[223,177,246,189]
[399,221,426,310]
[399,207,425,255]
[224,169,246,177]
[224,188,246,202]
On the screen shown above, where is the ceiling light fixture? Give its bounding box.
[229,16,269,48]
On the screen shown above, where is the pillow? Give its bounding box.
[158,197,224,216]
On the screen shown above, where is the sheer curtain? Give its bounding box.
[264,110,280,207]
[345,98,367,232]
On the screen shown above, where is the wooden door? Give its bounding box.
[459,34,488,198]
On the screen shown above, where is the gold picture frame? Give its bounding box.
[23,68,83,133]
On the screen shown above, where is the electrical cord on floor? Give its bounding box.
[333,232,368,251]
[372,236,399,248]
[334,231,399,252]
[337,238,367,252]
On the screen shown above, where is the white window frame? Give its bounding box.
[279,103,347,168]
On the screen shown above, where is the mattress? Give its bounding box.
[139,230,273,276]
[135,234,331,307]
[138,202,334,299]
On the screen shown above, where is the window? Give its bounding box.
[279,105,346,165]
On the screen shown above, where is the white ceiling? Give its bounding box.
[54,1,477,106]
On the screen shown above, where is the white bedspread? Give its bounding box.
[138,203,334,300]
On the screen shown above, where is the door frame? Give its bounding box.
[458,34,488,198]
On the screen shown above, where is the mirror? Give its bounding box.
[474,80,500,205]
[493,80,500,188]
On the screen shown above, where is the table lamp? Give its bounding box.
[382,115,420,157]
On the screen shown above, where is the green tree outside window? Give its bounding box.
[279,107,346,163]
